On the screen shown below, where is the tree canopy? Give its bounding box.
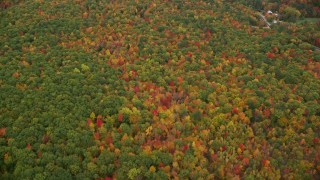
[0,0,319,179]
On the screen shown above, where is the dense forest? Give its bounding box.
[235,0,320,16]
[0,0,319,179]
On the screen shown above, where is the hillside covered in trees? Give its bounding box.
[0,0,320,179]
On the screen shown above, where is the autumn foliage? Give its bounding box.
[0,0,319,180]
